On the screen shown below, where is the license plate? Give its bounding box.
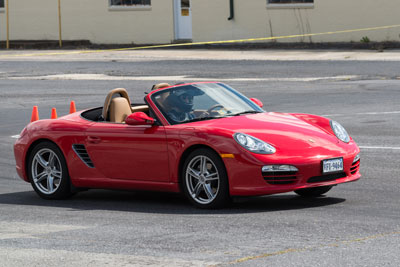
[322,158,343,174]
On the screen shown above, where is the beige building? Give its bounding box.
[0,0,399,45]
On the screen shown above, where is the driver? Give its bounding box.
[165,89,195,123]
[164,89,196,123]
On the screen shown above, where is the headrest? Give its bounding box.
[151,83,171,90]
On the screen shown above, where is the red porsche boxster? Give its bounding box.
[14,82,361,208]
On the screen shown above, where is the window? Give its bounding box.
[268,0,313,3]
[267,0,313,8]
[110,0,151,7]
[0,0,4,9]
[181,0,190,8]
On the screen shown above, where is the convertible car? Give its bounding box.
[14,82,361,208]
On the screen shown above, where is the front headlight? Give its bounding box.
[233,133,276,154]
[330,120,350,143]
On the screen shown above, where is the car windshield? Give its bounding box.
[151,82,264,125]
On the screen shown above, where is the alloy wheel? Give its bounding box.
[185,155,220,205]
[31,148,62,195]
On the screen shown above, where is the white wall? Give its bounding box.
[1,0,399,44]
[0,0,175,44]
[192,0,400,43]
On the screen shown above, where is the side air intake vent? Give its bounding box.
[72,144,94,168]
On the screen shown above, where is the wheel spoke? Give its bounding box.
[48,153,55,168]
[201,156,207,175]
[47,176,54,192]
[194,182,202,198]
[188,167,200,180]
[35,154,48,168]
[205,172,219,181]
[203,184,214,199]
[52,170,62,179]
[35,172,48,183]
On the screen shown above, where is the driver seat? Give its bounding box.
[103,88,132,123]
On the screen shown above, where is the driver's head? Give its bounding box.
[164,86,204,113]
[169,89,193,112]
[179,93,194,105]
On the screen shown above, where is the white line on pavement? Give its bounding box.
[359,146,400,150]
[2,74,358,82]
[323,111,400,117]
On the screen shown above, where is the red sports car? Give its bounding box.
[14,82,361,208]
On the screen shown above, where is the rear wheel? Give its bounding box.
[182,148,230,209]
[294,185,333,197]
[28,141,73,200]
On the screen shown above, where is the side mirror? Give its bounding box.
[125,112,155,126]
[250,98,263,108]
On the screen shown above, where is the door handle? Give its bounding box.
[87,136,101,144]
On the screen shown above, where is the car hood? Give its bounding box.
[189,112,353,156]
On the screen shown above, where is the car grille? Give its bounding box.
[307,172,347,183]
[72,144,94,168]
[262,171,298,185]
[350,159,360,175]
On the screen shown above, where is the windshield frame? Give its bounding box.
[149,82,264,126]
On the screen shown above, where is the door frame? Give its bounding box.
[173,0,193,41]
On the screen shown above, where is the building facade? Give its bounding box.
[0,0,399,45]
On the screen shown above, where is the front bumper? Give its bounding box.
[225,149,361,196]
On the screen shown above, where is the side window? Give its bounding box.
[268,0,313,3]
[110,0,151,7]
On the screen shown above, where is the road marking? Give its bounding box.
[11,135,20,139]
[323,111,400,117]
[360,146,400,150]
[3,74,358,82]
[230,230,400,264]
[0,247,218,267]
[0,222,87,240]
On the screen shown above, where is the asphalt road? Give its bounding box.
[0,50,399,266]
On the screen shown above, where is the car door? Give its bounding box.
[85,122,170,182]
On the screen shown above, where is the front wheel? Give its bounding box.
[28,141,73,200]
[182,148,230,209]
[294,185,333,197]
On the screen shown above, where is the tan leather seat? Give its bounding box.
[152,83,171,90]
[103,88,132,122]
[109,97,132,123]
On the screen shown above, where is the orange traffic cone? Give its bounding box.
[69,101,76,114]
[30,106,39,122]
[51,108,58,119]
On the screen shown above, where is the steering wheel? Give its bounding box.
[198,104,228,118]
[207,104,225,114]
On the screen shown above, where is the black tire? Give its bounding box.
[27,141,73,200]
[294,185,333,197]
[182,148,231,209]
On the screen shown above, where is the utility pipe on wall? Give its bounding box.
[6,0,9,49]
[228,0,234,20]
[58,0,62,47]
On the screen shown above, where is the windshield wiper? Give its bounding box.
[230,110,263,116]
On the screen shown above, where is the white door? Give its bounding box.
[174,0,192,40]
